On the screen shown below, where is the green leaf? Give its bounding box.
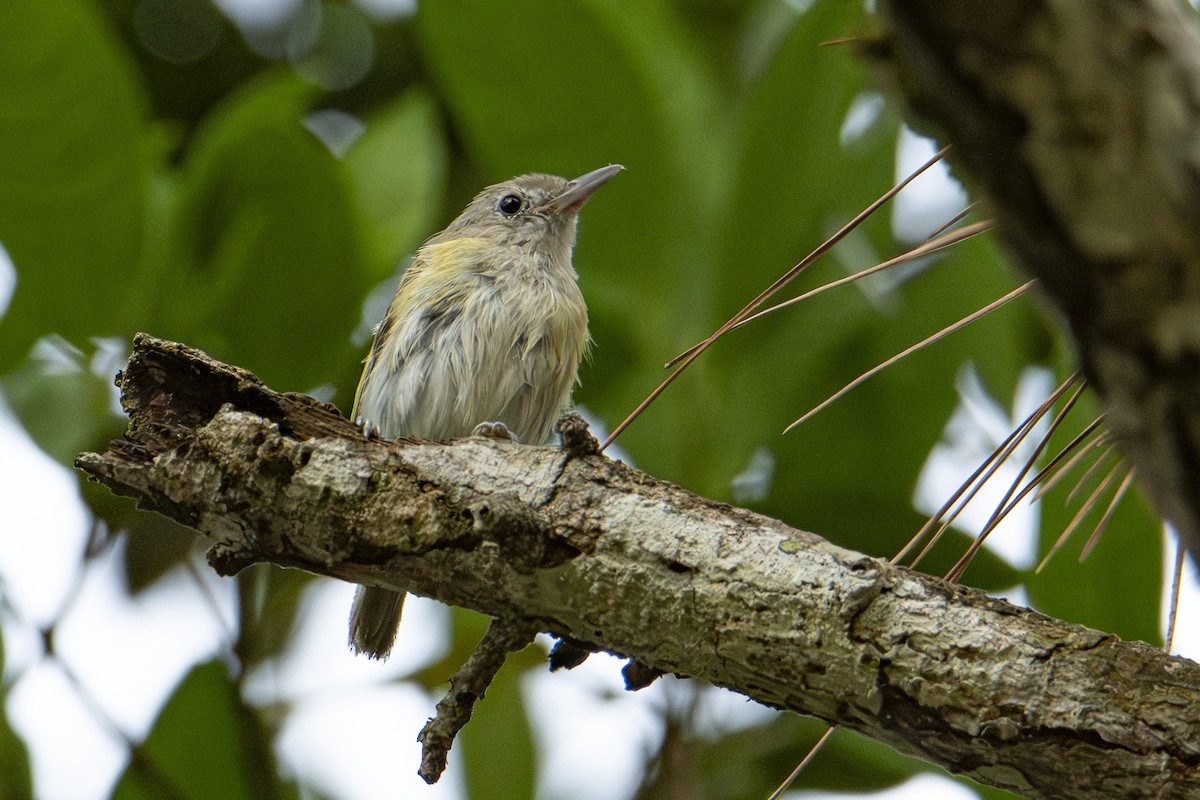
[0,714,33,800]
[113,661,287,800]
[416,0,717,185]
[344,89,448,279]
[459,644,537,800]
[699,2,910,537]
[0,0,148,368]
[0,628,33,800]
[415,0,721,344]
[235,567,317,668]
[717,0,876,315]
[696,715,918,798]
[160,71,369,394]
[1,337,125,466]
[118,515,200,595]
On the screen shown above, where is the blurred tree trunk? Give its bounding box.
[78,334,1200,800]
[875,0,1200,566]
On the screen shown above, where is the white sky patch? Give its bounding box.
[574,406,634,466]
[5,549,237,800]
[732,446,776,504]
[0,395,89,627]
[690,682,779,738]
[209,0,301,30]
[914,365,1055,571]
[90,337,130,416]
[7,661,129,800]
[1163,528,1200,660]
[0,389,114,800]
[352,0,416,21]
[276,682,464,800]
[304,109,366,159]
[54,548,236,738]
[840,91,886,147]
[891,127,969,243]
[524,649,665,800]
[0,242,14,317]
[787,771,981,800]
[243,580,448,705]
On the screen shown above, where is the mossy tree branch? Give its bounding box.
[76,334,1200,800]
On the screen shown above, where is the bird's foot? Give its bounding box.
[472,421,519,442]
[356,415,381,440]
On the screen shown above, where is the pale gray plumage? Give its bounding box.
[348,165,621,659]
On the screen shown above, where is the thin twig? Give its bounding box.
[417,618,539,783]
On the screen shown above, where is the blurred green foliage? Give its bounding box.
[0,0,1166,798]
[113,661,294,800]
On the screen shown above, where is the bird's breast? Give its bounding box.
[357,255,588,443]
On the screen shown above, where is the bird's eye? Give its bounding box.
[497,194,524,216]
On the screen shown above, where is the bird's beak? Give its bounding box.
[540,164,624,215]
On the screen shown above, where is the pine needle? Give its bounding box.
[599,147,951,451]
[1065,443,1119,504]
[925,201,977,240]
[895,372,1080,568]
[819,36,862,47]
[1030,419,1106,502]
[1166,538,1186,654]
[665,221,991,368]
[1036,460,1124,573]
[944,379,1087,582]
[765,727,836,800]
[1078,466,1135,561]
[784,281,1034,434]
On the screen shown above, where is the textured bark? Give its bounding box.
[77,334,1200,800]
[873,0,1200,564]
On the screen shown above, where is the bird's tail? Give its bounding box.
[348,586,405,659]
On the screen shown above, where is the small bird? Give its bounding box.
[348,164,623,659]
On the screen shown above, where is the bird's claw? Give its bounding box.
[356,416,380,440]
[472,421,519,442]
